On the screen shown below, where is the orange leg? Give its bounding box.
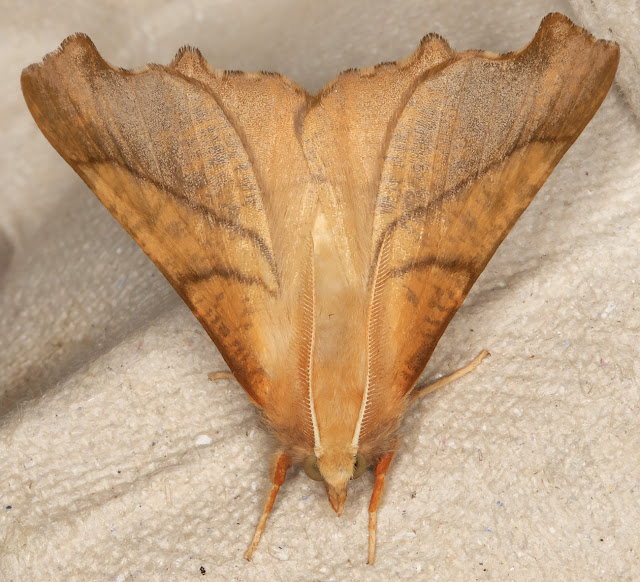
[244,452,291,560]
[367,441,398,564]
[410,349,490,403]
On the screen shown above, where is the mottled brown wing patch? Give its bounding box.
[370,13,619,403]
[21,35,297,406]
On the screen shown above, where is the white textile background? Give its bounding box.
[1,0,638,580]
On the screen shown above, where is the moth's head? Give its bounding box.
[303,447,368,515]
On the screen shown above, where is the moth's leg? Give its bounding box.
[207,371,235,381]
[244,452,291,560]
[367,440,398,565]
[410,349,490,404]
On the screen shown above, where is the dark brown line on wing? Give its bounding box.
[77,156,279,282]
[376,126,569,250]
[415,131,568,216]
[177,265,278,296]
[55,64,280,285]
[389,253,477,279]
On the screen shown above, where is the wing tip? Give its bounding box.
[526,13,619,69]
[537,12,619,59]
[22,33,95,78]
[533,12,620,89]
[43,32,96,61]
[21,33,179,83]
[445,13,619,69]
[540,12,618,47]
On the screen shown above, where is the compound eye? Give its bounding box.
[303,454,323,481]
[351,452,368,480]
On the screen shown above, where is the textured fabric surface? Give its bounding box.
[1,0,638,580]
[569,0,640,119]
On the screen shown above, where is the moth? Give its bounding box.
[22,13,618,563]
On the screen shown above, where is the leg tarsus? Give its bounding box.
[411,349,490,404]
[368,512,377,564]
[367,440,398,564]
[244,452,291,560]
[208,371,235,382]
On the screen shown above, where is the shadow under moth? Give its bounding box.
[21,13,618,564]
